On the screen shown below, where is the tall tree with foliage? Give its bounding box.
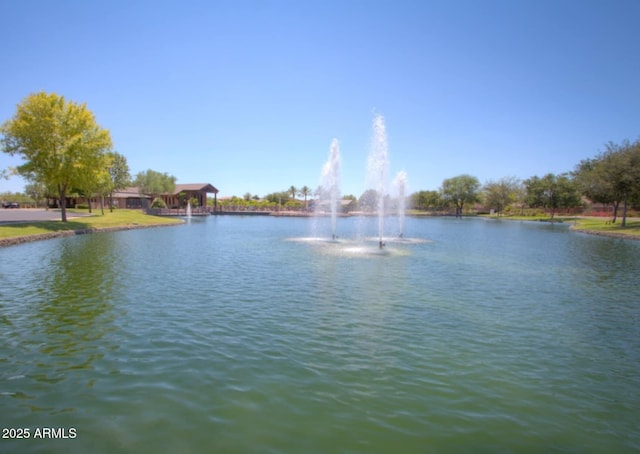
[524,173,581,219]
[596,140,640,226]
[482,176,521,216]
[440,174,481,217]
[574,156,619,220]
[289,185,297,201]
[1,168,13,180]
[574,140,640,226]
[106,151,131,212]
[410,190,445,211]
[24,180,47,208]
[74,152,111,214]
[299,185,311,211]
[264,190,290,207]
[1,92,113,221]
[133,169,176,206]
[359,189,379,212]
[617,140,640,225]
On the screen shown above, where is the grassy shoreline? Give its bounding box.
[481,214,640,240]
[0,210,183,248]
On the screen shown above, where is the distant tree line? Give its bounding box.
[222,139,639,227]
[410,139,640,225]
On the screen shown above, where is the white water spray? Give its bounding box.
[393,170,407,238]
[318,138,341,239]
[367,115,389,246]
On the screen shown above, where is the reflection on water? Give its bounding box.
[0,216,639,453]
[2,234,122,418]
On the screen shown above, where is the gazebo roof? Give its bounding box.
[174,183,219,194]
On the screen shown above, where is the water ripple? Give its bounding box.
[0,217,639,452]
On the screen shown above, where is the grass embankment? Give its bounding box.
[483,214,640,239]
[569,217,640,239]
[0,210,183,245]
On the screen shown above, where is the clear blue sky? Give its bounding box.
[1,0,639,198]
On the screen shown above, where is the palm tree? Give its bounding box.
[289,185,297,201]
[299,185,311,211]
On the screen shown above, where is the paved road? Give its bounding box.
[0,208,93,224]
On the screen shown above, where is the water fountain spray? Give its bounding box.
[393,170,407,238]
[319,138,341,239]
[367,115,389,248]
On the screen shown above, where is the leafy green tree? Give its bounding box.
[358,189,380,212]
[410,190,444,211]
[524,173,581,219]
[289,185,297,201]
[584,140,640,226]
[441,174,481,217]
[133,169,176,203]
[524,175,545,209]
[264,191,290,206]
[106,151,131,212]
[482,177,521,216]
[1,168,14,180]
[574,156,619,218]
[1,92,112,221]
[24,180,47,208]
[74,152,111,214]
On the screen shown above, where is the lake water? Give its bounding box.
[1,216,639,453]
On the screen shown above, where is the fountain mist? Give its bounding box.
[318,138,341,239]
[367,115,389,245]
[393,171,407,238]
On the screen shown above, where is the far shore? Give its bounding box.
[1,210,638,248]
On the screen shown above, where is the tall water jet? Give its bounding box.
[393,170,407,238]
[186,201,192,218]
[318,138,341,239]
[367,115,389,247]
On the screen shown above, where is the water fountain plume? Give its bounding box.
[393,170,407,238]
[319,138,341,239]
[186,201,192,218]
[367,115,389,247]
[294,113,425,256]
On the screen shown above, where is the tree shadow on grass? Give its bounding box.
[0,219,92,234]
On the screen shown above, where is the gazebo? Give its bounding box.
[160,183,219,211]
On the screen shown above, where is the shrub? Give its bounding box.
[151,198,167,208]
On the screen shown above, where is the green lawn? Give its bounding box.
[0,209,183,240]
[481,214,640,239]
[570,217,640,238]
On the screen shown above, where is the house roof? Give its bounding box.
[111,184,219,198]
[173,183,219,194]
[111,187,151,199]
